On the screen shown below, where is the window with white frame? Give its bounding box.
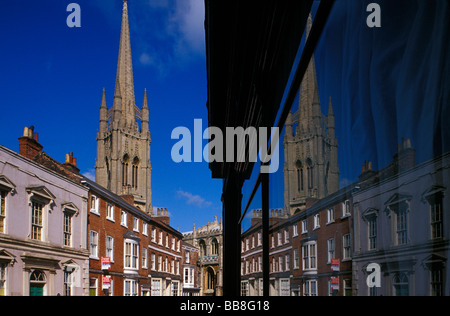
[0,263,6,296]
[63,270,73,296]
[368,217,378,250]
[304,280,317,296]
[0,190,6,234]
[124,240,139,270]
[152,279,162,296]
[124,279,138,296]
[327,207,335,224]
[280,279,290,296]
[133,217,139,232]
[277,231,282,246]
[151,253,155,270]
[185,250,190,264]
[258,232,262,246]
[171,280,180,296]
[285,254,290,271]
[327,238,335,263]
[279,255,284,272]
[159,231,163,245]
[142,248,147,269]
[63,210,74,247]
[302,241,317,271]
[184,267,195,288]
[342,200,351,217]
[427,193,444,240]
[386,198,410,246]
[313,214,320,229]
[285,229,289,243]
[31,200,44,241]
[293,248,299,269]
[343,234,351,260]
[90,195,99,214]
[106,236,114,261]
[363,208,379,251]
[241,281,249,296]
[302,220,308,233]
[292,223,298,237]
[151,227,156,242]
[143,222,148,236]
[90,231,99,258]
[121,210,127,227]
[106,203,114,221]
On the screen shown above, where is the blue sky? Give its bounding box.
[0,0,448,232]
[0,0,222,232]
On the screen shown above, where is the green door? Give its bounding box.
[30,284,44,296]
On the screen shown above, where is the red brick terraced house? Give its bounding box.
[83,178,184,296]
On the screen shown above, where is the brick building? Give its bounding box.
[290,188,353,296]
[241,210,292,296]
[181,241,201,296]
[84,177,184,296]
[242,193,353,297]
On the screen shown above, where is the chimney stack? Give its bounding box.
[396,138,415,173]
[19,126,43,160]
[63,152,80,173]
[154,207,170,226]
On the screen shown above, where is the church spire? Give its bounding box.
[142,89,149,133]
[99,88,108,133]
[298,13,319,135]
[115,0,136,129]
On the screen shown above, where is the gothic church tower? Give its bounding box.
[96,0,152,213]
[283,15,339,216]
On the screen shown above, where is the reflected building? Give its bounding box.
[183,216,223,296]
[283,17,339,216]
[353,142,450,296]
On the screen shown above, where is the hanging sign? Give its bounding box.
[102,276,111,290]
[331,258,340,271]
[102,257,111,270]
[331,277,339,291]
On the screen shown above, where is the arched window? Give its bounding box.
[206,267,215,290]
[132,157,140,189]
[211,239,219,256]
[199,240,207,257]
[306,158,313,190]
[30,270,46,296]
[105,158,111,190]
[122,154,129,187]
[295,160,303,192]
[393,273,409,296]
